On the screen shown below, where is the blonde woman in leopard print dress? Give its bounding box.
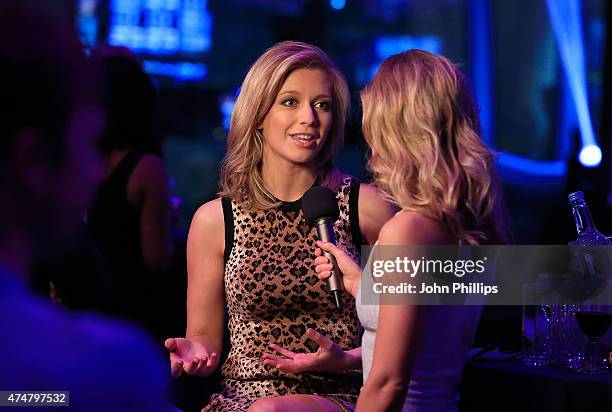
[164,41,394,412]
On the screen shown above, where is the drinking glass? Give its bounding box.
[522,283,554,367]
[575,304,612,374]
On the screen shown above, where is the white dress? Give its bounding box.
[356,242,485,412]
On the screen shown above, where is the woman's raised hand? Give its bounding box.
[314,241,362,298]
[164,337,219,378]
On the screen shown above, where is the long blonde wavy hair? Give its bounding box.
[218,41,349,209]
[361,50,506,244]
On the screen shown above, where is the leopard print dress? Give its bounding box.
[203,176,363,412]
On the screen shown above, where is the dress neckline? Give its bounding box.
[273,176,321,213]
[277,197,302,212]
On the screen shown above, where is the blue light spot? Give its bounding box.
[375,36,442,59]
[497,153,567,187]
[108,0,212,55]
[330,0,345,10]
[219,95,235,130]
[142,61,207,81]
[356,35,442,85]
[546,0,600,168]
[578,145,602,167]
[498,153,567,177]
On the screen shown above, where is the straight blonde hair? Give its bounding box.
[361,50,506,244]
[219,41,349,209]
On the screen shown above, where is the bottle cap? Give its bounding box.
[568,191,584,203]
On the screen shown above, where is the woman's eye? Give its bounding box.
[315,101,331,111]
[281,98,298,107]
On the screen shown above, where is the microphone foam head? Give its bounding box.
[302,186,340,226]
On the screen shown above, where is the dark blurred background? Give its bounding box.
[24,0,611,245]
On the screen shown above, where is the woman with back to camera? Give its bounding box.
[164,41,394,412]
[264,50,507,412]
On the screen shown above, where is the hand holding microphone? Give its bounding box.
[314,241,362,299]
[302,186,362,308]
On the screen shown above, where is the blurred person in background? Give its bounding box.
[0,6,171,410]
[88,49,175,339]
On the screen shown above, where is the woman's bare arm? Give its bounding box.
[129,154,173,271]
[165,198,226,377]
[356,213,453,412]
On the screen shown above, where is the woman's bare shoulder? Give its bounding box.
[191,198,224,232]
[188,198,225,253]
[358,183,396,244]
[378,211,454,245]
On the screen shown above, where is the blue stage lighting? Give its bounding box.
[498,153,567,178]
[375,36,442,59]
[142,61,207,81]
[108,0,212,55]
[546,0,601,168]
[355,35,442,86]
[330,0,345,10]
[497,153,567,187]
[578,145,602,168]
[220,95,235,130]
[468,0,493,145]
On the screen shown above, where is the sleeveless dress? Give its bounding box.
[88,151,160,334]
[357,238,484,412]
[204,176,363,412]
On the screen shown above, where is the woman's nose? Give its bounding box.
[297,104,317,126]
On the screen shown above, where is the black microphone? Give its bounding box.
[302,186,343,310]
